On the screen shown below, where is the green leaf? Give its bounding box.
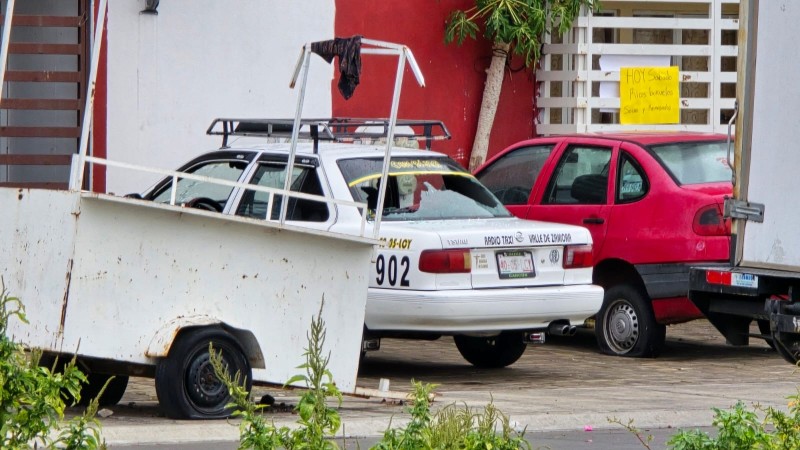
[284,374,307,387]
[443,0,600,67]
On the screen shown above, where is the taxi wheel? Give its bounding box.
[453,332,527,368]
[155,328,251,419]
[596,284,665,358]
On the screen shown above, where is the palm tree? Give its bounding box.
[445,0,599,170]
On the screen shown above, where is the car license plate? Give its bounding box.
[496,250,535,279]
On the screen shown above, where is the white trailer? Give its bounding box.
[1,31,424,418]
[688,0,800,364]
[1,188,374,419]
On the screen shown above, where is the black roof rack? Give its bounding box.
[206,118,451,151]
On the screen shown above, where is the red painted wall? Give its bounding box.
[92,0,108,193]
[333,1,536,168]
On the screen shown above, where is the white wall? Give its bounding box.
[105,0,335,194]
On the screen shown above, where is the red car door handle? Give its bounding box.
[583,217,605,224]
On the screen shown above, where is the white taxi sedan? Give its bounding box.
[139,118,603,368]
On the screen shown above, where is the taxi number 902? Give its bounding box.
[376,254,410,287]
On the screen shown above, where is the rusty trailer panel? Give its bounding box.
[1,188,373,393]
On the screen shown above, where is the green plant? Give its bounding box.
[373,382,531,450]
[0,278,106,449]
[283,302,344,449]
[210,354,285,450]
[668,401,770,449]
[372,381,437,449]
[608,416,654,450]
[211,300,343,449]
[214,300,532,449]
[615,390,800,450]
[54,380,111,450]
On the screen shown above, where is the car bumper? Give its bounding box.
[637,261,729,299]
[365,284,604,333]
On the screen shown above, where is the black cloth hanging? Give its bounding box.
[311,36,363,100]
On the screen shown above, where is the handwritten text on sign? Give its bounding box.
[619,66,679,124]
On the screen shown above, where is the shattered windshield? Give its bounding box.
[338,156,512,221]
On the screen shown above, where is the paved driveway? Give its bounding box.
[93,320,800,446]
[359,319,784,391]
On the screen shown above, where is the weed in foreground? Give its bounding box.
[372,382,532,450]
[211,300,343,449]
[213,299,533,449]
[0,278,106,449]
[614,389,800,450]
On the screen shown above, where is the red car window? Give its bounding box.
[476,144,553,205]
[648,141,730,185]
[616,152,648,203]
[543,145,612,205]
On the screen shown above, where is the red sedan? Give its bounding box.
[474,132,732,357]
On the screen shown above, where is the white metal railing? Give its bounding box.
[536,0,740,135]
[73,154,371,237]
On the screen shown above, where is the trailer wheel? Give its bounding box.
[79,373,129,407]
[155,328,251,419]
[596,284,665,357]
[38,354,128,407]
[453,332,527,368]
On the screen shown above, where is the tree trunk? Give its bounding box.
[468,41,510,171]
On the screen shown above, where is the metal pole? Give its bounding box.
[372,48,407,239]
[280,46,311,224]
[71,0,107,191]
[0,0,16,97]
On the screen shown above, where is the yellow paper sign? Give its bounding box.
[619,66,679,124]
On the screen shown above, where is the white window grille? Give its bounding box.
[536,0,740,135]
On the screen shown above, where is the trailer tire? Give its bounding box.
[453,332,527,368]
[79,373,129,407]
[155,328,251,419]
[596,284,665,357]
[38,354,128,407]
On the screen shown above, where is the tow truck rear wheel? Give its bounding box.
[453,331,527,368]
[596,284,665,357]
[155,328,251,419]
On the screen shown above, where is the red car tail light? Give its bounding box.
[693,204,730,236]
[419,249,471,273]
[563,245,593,269]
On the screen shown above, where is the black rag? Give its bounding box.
[310,35,363,100]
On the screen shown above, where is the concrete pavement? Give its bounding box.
[84,320,800,446]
